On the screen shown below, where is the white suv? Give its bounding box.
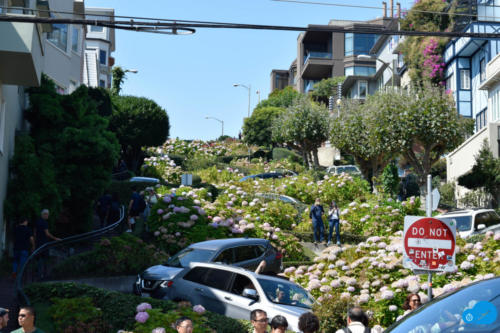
[436,209,500,239]
[326,165,361,176]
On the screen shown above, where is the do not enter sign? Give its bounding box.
[403,216,456,272]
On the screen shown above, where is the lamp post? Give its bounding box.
[357,54,394,87]
[124,69,138,74]
[256,90,261,104]
[205,116,224,137]
[233,83,251,118]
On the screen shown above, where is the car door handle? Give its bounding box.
[195,287,204,293]
[224,296,232,301]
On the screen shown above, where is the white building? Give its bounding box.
[83,7,115,89]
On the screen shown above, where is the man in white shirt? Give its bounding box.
[251,309,269,333]
[335,306,372,333]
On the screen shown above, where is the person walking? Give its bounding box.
[0,308,9,333]
[327,201,341,246]
[298,312,320,333]
[127,187,145,232]
[12,218,34,279]
[175,316,193,333]
[107,192,121,225]
[309,198,325,244]
[269,315,288,333]
[96,192,112,228]
[336,306,372,333]
[34,209,60,279]
[10,306,45,333]
[250,309,269,333]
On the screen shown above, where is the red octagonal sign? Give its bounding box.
[403,216,456,272]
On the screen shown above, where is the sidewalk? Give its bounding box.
[0,276,20,331]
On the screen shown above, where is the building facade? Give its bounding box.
[83,7,115,88]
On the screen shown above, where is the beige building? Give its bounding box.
[0,1,116,258]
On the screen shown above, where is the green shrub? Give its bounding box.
[312,296,351,332]
[217,155,235,164]
[439,181,456,208]
[184,155,217,171]
[50,297,110,332]
[168,154,185,168]
[252,149,271,160]
[51,233,167,278]
[381,162,399,197]
[106,180,164,204]
[272,148,302,164]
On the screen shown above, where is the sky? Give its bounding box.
[86,0,413,141]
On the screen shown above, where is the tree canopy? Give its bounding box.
[243,106,284,147]
[311,77,345,105]
[110,95,170,172]
[256,86,300,109]
[272,95,330,167]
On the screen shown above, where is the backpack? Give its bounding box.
[343,327,371,333]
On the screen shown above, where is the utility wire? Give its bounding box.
[3,8,500,38]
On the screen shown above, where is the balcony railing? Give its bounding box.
[479,52,500,90]
[303,51,332,65]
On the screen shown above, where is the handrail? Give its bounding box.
[16,206,126,305]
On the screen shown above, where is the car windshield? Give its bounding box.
[258,278,314,309]
[385,278,500,332]
[439,216,472,232]
[164,248,215,268]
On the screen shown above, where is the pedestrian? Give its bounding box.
[35,209,61,279]
[96,192,112,228]
[269,315,288,333]
[298,312,320,333]
[309,198,325,244]
[250,309,269,333]
[335,306,372,333]
[35,209,61,248]
[0,308,9,333]
[143,187,158,221]
[402,293,421,315]
[175,316,193,333]
[107,192,121,225]
[327,201,341,246]
[12,217,34,279]
[11,306,45,333]
[127,186,145,233]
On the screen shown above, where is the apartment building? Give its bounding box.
[270,3,397,94]
[83,7,115,88]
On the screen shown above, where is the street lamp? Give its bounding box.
[233,83,251,118]
[256,90,261,104]
[205,116,224,137]
[357,54,394,87]
[124,69,138,74]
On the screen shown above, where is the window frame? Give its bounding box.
[460,69,471,90]
[480,58,486,82]
[47,23,69,52]
[358,80,368,99]
[71,26,79,53]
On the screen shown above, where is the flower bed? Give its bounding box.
[284,232,500,328]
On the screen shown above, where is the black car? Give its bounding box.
[385,276,500,332]
[239,172,284,182]
[134,238,283,298]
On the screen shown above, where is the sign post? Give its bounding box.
[403,215,456,300]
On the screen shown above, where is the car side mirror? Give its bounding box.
[242,288,259,300]
[477,224,486,230]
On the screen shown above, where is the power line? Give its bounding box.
[271,0,500,20]
[2,8,500,38]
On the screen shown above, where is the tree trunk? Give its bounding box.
[313,147,320,167]
[302,149,309,169]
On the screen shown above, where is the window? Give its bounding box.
[492,88,500,121]
[475,108,487,132]
[203,269,233,290]
[230,274,254,296]
[214,249,234,264]
[255,245,266,257]
[460,69,470,90]
[71,26,79,52]
[90,25,103,32]
[445,73,455,92]
[99,50,107,65]
[47,23,68,51]
[480,58,486,82]
[183,267,210,283]
[344,33,378,56]
[358,80,368,99]
[344,33,353,56]
[99,80,106,88]
[344,66,376,76]
[235,246,258,262]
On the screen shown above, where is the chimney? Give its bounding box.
[397,2,401,18]
[390,0,394,17]
[383,2,387,18]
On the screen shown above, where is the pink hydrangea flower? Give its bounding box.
[135,311,149,323]
[136,302,152,312]
[193,304,206,314]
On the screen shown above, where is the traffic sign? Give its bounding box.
[403,216,456,272]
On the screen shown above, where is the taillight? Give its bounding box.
[160,280,173,288]
[275,252,283,260]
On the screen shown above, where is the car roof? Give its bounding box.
[188,237,268,251]
[438,208,494,216]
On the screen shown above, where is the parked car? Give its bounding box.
[129,176,160,184]
[134,238,283,298]
[385,276,500,332]
[160,262,315,332]
[326,165,361,176]
[436,209,500,239]
[254,193,308,212]
[239,172,285,182]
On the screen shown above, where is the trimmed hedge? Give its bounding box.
[291,231,368,244]
[25,282,254,333]
[272,148,303,164]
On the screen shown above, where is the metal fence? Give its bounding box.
[16,206,125,305]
